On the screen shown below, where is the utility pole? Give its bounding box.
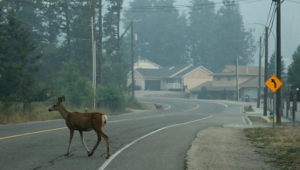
[263,27,268,116]
[98,0,103,85]
[257,36,262,108]
[131,20,135,98]
[91,17,96,111]
[276,0,282,124]
[117,0,122,63]
[236,57,239,101]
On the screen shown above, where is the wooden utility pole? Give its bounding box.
[263,27,268,116]
[98,0,103,84]
[276,0,282,124]
[236,57,239,101]
[91,0,96,110]
[257,36,262,108]
[117,1,122,63]
[131,20,135,98]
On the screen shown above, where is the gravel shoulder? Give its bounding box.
[186,127,277,170]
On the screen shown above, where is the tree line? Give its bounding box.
[0,0,299,108]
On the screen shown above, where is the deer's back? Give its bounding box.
[66,112,104,131]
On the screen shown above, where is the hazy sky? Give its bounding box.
[122,0,300,69]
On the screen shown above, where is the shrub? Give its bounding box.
[97,85,125,111]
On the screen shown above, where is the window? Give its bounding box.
[214,76,220,81]
[227,76,232,81]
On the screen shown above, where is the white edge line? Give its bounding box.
[98,115,213,170]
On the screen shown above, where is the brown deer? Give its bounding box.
[48,96,110,159]
[154,104,164,112]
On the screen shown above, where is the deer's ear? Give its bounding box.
[61,96,65,102]
[58,97,62,103]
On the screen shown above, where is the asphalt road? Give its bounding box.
[0,97,247,170]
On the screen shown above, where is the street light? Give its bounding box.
[250,22,276,116]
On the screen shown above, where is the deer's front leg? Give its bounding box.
[65,129,74,156]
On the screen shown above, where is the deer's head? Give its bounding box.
[48,96,65,112]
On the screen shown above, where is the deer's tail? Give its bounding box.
[102,114,108,125]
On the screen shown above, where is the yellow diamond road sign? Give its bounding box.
[265,75,283,93]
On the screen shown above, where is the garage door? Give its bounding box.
[145,80,160,91]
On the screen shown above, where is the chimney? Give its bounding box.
[246,66,249,74]
[138,55,141,61]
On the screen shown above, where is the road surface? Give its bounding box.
[0,97,247,170]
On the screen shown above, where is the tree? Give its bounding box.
[54,61,94,108]
[188,0,217,69]
[212,0,255,72]
[268,52,286,77]
[0,11,42,103]
[123,0,188,66]
[288,44,300,89]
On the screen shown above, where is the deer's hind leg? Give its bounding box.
[88,119,103,157]
[79,131,91,155]
[65,129,74,156]
[99,130,110,159]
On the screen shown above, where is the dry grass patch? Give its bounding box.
[245,125,300,169]
[248,116,268,124]
[0,102,61,125]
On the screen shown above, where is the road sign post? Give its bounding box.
[265,75,283,125]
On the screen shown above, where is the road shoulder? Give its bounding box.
[185,127,277,170]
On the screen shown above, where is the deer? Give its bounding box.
[154,104,164,112]
[48,96,110,159]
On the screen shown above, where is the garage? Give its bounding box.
[145,80,161,91]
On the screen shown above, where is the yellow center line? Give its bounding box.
[184,104,200,113]
[1,103,199,141]
[0,114,170,141]
[0,127,67,140]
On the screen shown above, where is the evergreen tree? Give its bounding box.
[123,0,188,66]
[268,52,286,77]
[188,0,217,69]
[288,44,300,89]
[0,11,42,103]
[101,0,128,87]
[212,0,255,72]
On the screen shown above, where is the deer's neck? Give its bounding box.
[58,105,70,120]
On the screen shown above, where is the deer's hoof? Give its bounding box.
[106,155,110,159]
[65,152,70,156]
[88,152,94,157]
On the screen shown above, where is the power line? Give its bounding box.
[265,1,274,27]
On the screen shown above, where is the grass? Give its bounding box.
[248,116,268,124]
[0,102,61,125]
[244,125,300,169]
[0,99,152,125]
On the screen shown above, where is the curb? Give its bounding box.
[245,116,252,125]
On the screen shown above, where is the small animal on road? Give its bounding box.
[154,104,164,112]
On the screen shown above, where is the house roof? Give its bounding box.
[240,76,265,88]
[134,59,162,69]
[173,66,213,78]
[214,65,265,76]
[135,64,196,78]
[189,81,213,92]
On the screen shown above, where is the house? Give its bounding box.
[134,57,162,69]
[127,59,213,91]
[188,65,265,101]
